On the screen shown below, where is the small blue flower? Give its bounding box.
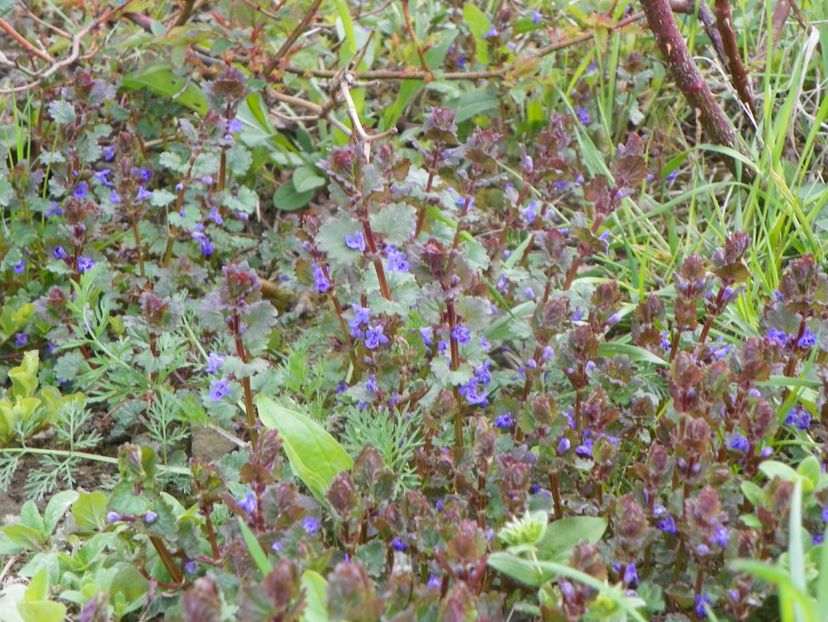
[102,146,116,161]
[72,181,89,199]
[767,327,789,348]
[364,324,389,350]
[135,186,152,202]
[208,207,224,225]
[200,239,214,257]
[12,259,25,273]
[557,437,570,455]
[622,563,638,587]
[419,326,433,347]
[349,305,372,337]
[106,511,122,523]
[45,202,63,218]
[94,169,113,187]
[709,525,729,548]
[813,533,825,545]
[238,491,257,515]
[571,309,584,322]
[206,352,225,374]
[345,231,366,252]
[785,407,812,430]
[451,325,471,345]
[391,537,407,552]
[228,117,243,133]
[575,107,590,125]
[494,413,513,430]
[312,264,331,293]
[484,26,498,38]
[427,573,441,589]
[303,516,320,535]
[184,560,197,575]
[495,274,509,294]
[208,379,231,401]
[576,437,593,458]
[386,246,409,272]
[522,200,538,224]
[531,10,542,24]
[109,189,122,204]
[366,373,379,394]
[728,435,749,453]
[798,326,816,349]
[821,505,828,522]
[144,511,158,524]
[657,515,677,534]
[607,312,621,326]
[458,379,488,406]
[14,333,27,347]
[695,593,712,618]
[77,256,95,273]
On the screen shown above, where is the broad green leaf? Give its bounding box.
[1,524,44,550]
[9,350,39,398]
[537,516,608,559]
[759,460,799,483]
[256,396,353,503]
[447,88,500,123]
[371,203,417,245]
[121,65,208,114]
[43,490,79,536]
[741,481,763,507]
[273,180,315,212]
[71,491,109,531]
[238,518,273,575]
[598,342,667,366]
[797,455,821,493]
[463,4,492,65]
[17,568,65,622]
[485,301,535,341]
[301,570,329,622]
[487,551,556,587]
[316,215,361,267]
[293,167,326,194]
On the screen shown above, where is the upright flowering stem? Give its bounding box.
[447,298,464,458]
[149,535,184,585]
[130,212,146,278]
[361,217,392,301]
[415,150,441,236]
[232,312,258,445]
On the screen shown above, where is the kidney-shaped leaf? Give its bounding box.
[538,516,608,559]
[256,396,353,503]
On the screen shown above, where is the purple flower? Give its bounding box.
[45,202,63,218]
[208,379,231,401]
[102,146,116,161]
[484,26,498,38]
[14,333,27,347]
[495,274,509,294]
[228,117,243,133]
[366,373,378,394]
[364,324,389,349]
[312,264,331,293]
[575,437,593,458]
[72,181,89,199]
[386,246,409,272]
[696,543,710,555]
[711,340,732,360]
[451,325,471,345]
[524,286,536,300]
[272,541,282,553]
[458,379,488,406]
[144,511,158,524]
[554,180,570,191]
[821,505,828,522]
[106,511,122,523]
[419,326,433,347]
[77,256,94,272]
[665,169,679,185]
[622,563,638,587]
[607,312,621,326]
[12,259,25,273]
[480,336,492,351]
[135,186,152,202]
[303,516,320,535]
[522,200,538,224]
[575,107,590,125]
[238,491,257,515]
[200,239,214,257]
[94,169,113,187]
[813,533,825,545]
[109,189,122,204]
[767,327,789,347]
[184,560,197,575]
[208,207,224,225]
[345,231,366,252]
[695,593,712,618]
[557,437,571,455]
[134,168,152,182]
[785,407,812,430]
[200,176,213,186]
[494,413,513,430]
[748,387,761,398]
[710,525,729,548]
[728,435,749,453]
[427,573,441,589]
[531,10,542,24]
[391,537,407,552]
[348,305,372,338]
[657,515,677,535]
[206,352,225,374]
[571,309,584,322]
[798,326,816,349]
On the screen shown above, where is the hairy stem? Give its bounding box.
[714,0,756,117]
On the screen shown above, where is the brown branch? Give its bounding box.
[401,0,431,77]
[0,17,54,63]
[174,0,196,27]
[640,0,743,173]
[714,0,756,117]
[263,0,323,77]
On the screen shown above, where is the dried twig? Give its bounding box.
[714,0,756,118]
[339,73,397,162]
[0,17,54,62]
[640,0,744,174]
[263,0,323,77]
